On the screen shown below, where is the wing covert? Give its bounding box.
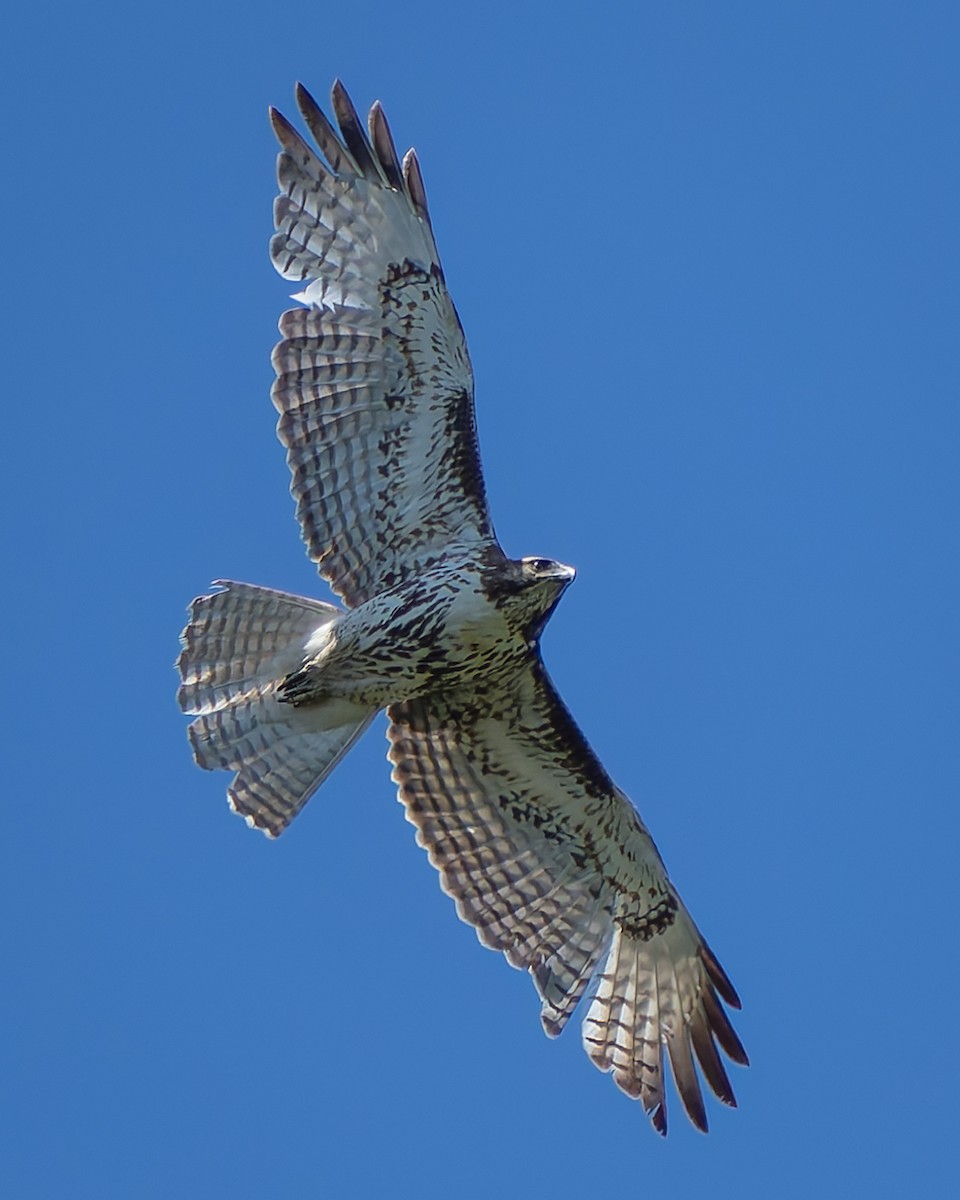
[269,82,497,606]
[387,660,747,1134]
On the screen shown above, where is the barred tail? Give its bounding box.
[177,580,374,836]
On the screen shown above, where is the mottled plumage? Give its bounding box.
[178,81,748,1134]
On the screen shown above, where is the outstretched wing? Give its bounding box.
[270,82,497,607]
[387,661,748,1135]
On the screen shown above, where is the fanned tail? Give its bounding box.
[177,581,374,836]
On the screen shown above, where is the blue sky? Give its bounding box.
[3,2,957,1196]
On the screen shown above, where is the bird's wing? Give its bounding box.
[269,82,498,607]
[387,660,747,1135]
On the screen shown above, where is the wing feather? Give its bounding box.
[269,83,497,606]
[689,1005,736,1106]
[294,82,359,177]
[387,660,746,1134]
[368,100,405,193]
[330,79,386,183]
[401,149,431,226]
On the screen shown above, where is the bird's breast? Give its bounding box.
[321,569,525,704]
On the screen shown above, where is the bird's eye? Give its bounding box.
[532,558,553,572]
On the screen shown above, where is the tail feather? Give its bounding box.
[178,581,374,836]
[178,580,340,713]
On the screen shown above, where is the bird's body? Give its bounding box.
[278,553,573,708]
[178,81,748,1134]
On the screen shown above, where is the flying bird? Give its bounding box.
[178,81,748,1135]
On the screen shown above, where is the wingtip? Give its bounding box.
[703,985,750,1067]
[402,147,431,225]
[296,80,320,117]
[330,78,355,124]
[700,942,742,1009]
[268,105,295,139]
[368,98,404,191]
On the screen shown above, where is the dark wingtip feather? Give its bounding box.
[402,148,432,227]
[702,985,750,1066]
[678,1080,709,1133]
[295,80,321,118]
[330,79,382,182]
[269,106,312,162]
[666,1032,709,1132]
[294,81,356,176]
[268,105,295,143]
[650,1102,668,1136]
[700,942,741,1009]
[690,1008,737,1106]
[368,100,404,192]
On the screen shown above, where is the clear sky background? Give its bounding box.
[3,3,957,1197]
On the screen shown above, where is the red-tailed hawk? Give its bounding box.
[178,81,748,1134]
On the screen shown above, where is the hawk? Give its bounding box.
[178,81,748,1134]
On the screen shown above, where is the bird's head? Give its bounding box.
[483,554,576,643]
[518,555,576,587]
